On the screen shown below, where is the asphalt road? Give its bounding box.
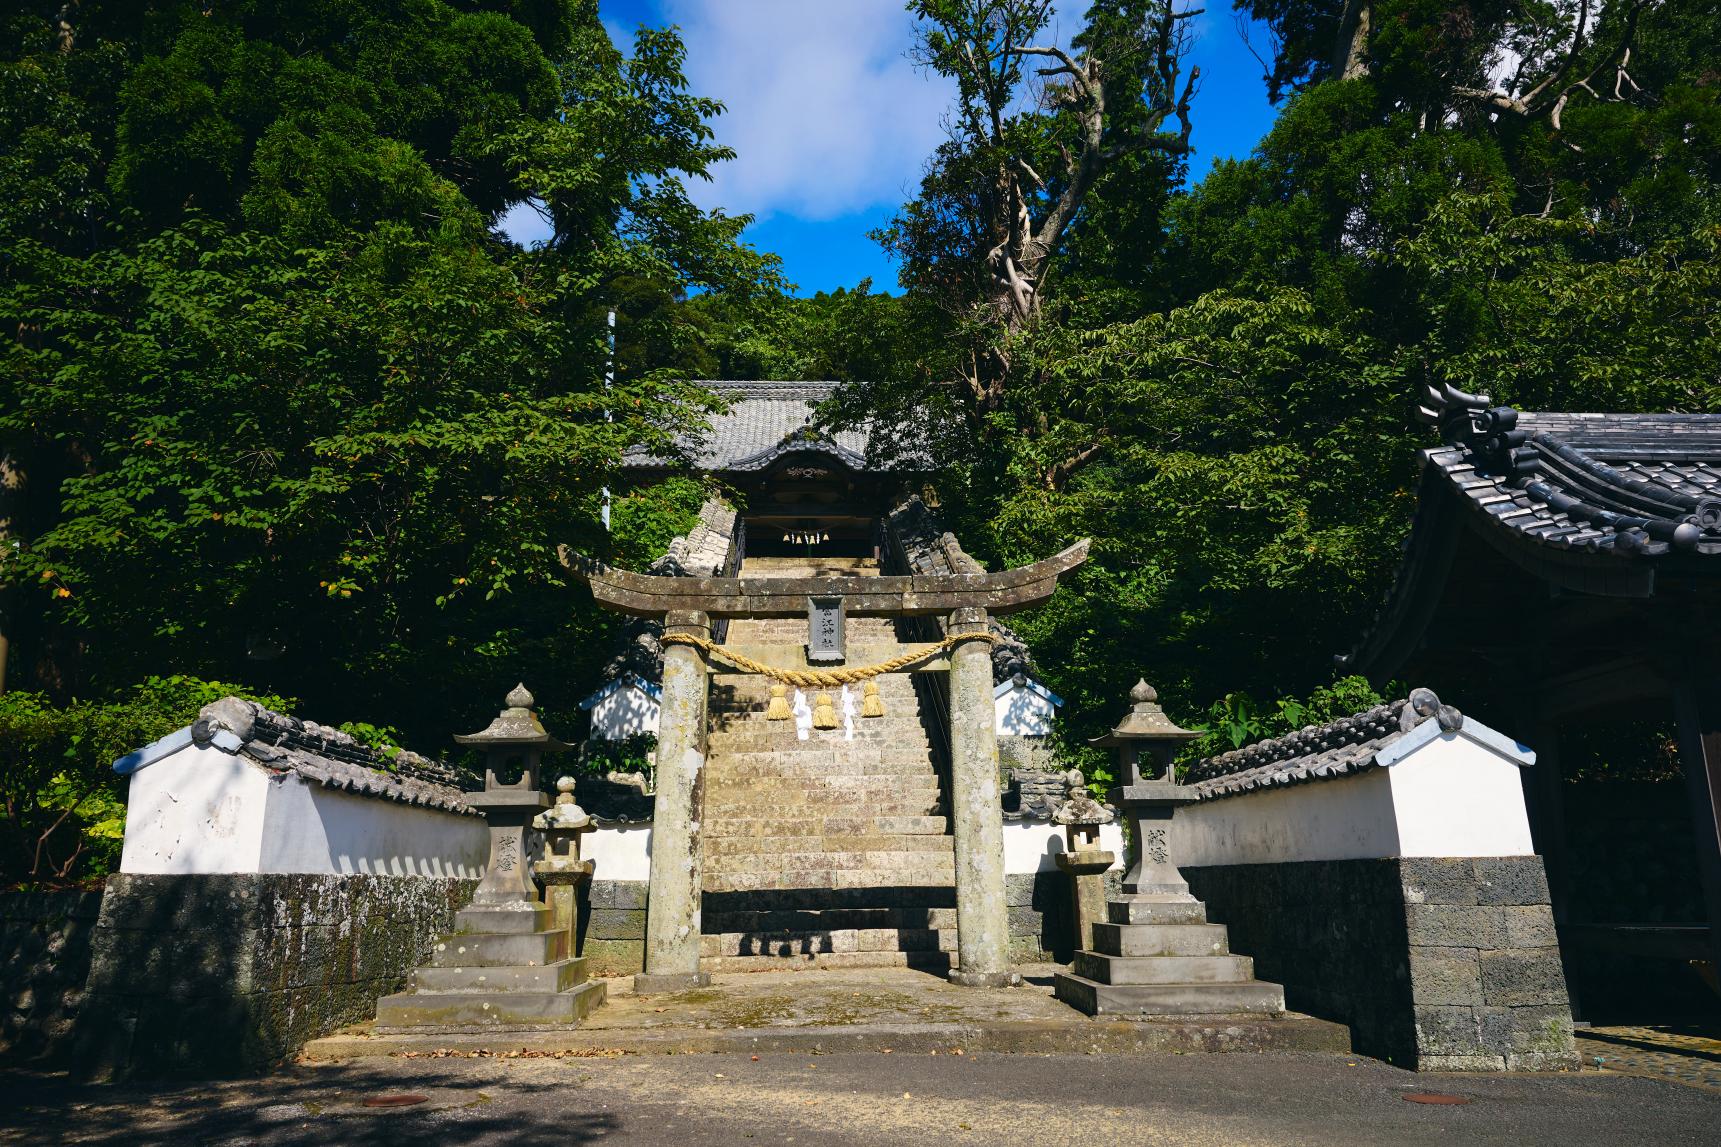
[3,1050,1718,1146]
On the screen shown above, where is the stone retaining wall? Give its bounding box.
[1185,857,1578,1071]
[76,872,474,1077]
[1,891,103,1065]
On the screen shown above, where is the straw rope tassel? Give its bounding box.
[861,680,884,718]
[766,683,791,721]
[811,692,839,729]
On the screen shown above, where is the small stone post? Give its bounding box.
[946,606,1016,987]
[1052,771,1116,954]
[536,776,594,940]
[636,609,713,993]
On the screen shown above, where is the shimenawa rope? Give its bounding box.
[659,630,997,721]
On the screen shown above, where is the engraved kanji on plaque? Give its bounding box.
[807,595,846,663]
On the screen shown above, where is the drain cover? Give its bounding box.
[1402,1093,1470,1105]
[362,1093,430,1108]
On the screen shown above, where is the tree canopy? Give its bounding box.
[1,1,777,746]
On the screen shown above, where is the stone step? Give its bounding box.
[375,980,606,1029]
[699,950,953,974]
[704,869,957,893]
[698,771,943,792]
[706,735,933,755]
[705,835,955,856]
[412,957,589,994]
[700,926,957,958]
[427,928,568,968]
[704,906,961,933]
[702,781,936,799]
[454,904,551,935]
[1051,973,1286,1017]
[707,758,937,779]
[1071,951,1255,985]
[1091,922,1231,959]
[703,886,957,912]
[702,816,949,838]
[1108,899,1209,926]
[705,790,942,811]
[704,850,958,876]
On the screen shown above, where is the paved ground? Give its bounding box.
[1576,1024,1721,1093]
[4,1048,1719,1146]
[305,966,1347,1058]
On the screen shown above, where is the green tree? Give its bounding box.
[1,2,777,746]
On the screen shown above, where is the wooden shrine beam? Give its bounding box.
[557,539,1091,618]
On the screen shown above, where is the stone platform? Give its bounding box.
[307,966,1347,1059]
[374,903,605,1031]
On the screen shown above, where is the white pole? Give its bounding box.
[602,307,615,531]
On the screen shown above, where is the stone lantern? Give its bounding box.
[1054,679,1286,1017]
[454,683,568,921]
[1089,679,1200,903]
[534,776,594,938]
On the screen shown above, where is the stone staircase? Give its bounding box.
[699,556,958,972]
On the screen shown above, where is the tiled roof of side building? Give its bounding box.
[1184,688,1532,801]
[622,380,872,471]
[114,697,478,815]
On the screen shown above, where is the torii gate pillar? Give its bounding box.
[947,606,1016,986]
[634,609,713,993]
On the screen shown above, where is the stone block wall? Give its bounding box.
[1005,870,1119,963]
[1,891,103,1065]
[583,879,648,975]
[1185,857,1578,1071]
[77,873,474,1077]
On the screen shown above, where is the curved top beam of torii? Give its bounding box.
[557,540,1090,619]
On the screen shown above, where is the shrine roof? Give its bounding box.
[1421,412,1721,561]
[1343,409,1721,677]
[623,381,874,472]
[113,697,478,816]
[1184,689,1533,802]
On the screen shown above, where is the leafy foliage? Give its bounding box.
[1,2,775,749]
[0,676,293,888]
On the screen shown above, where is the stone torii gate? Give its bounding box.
[561,540,1090,991]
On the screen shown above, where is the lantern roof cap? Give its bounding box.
[454,683,569,751]
[1090,679,1199,746]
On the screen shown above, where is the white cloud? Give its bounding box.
[657,0,955,221]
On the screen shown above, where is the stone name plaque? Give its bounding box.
[807,595,846,663]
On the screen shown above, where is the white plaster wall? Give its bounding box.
[590,686,659,740]
[121,745,488,876]
[1175,768,1401,867]
[1388,732,1535,858]
[1174,734,1535,866]
[257,776,488,877]
[586,824,653,882]
[120,744,270,874]
[995,686,1056,736]
[1002,820,1125,875]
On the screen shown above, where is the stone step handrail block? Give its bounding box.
[1052,976,1286,1017]
[427,928,569,968]
[1070,951,1256,985]
[1090,922,1231,958]
[374,980,605,1029]
[412,957,589,994]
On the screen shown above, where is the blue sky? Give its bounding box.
[502,1,1282,295]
